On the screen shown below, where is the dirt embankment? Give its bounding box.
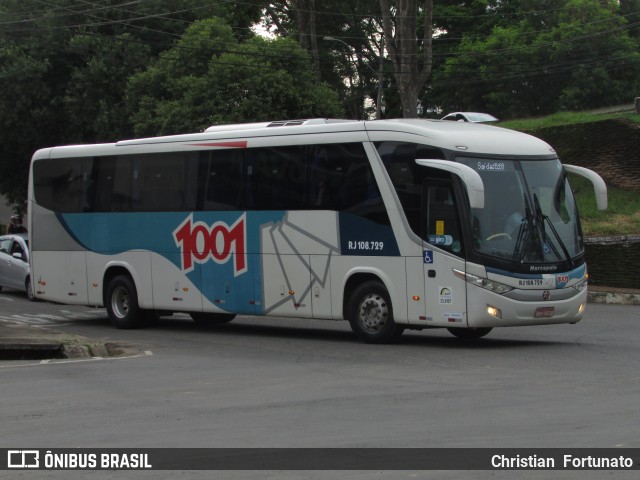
[529,118,640,192]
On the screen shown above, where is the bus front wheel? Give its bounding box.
[348,281,403,344]
[447,327,493,339]
[106,275,144,329]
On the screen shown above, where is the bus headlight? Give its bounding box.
[453,269,513,294]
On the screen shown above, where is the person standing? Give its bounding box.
[6,214,27,234]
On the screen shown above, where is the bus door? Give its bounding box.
[422,180,468,327]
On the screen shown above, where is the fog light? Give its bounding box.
[487,305,502,319]
[578,303,585,314]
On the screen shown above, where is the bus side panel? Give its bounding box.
[405,256,425,325]
[29,205,89,304]
[261,250,312,317]
[150,253,203,312]
[31,250,88,305]
[424,252,467,327]
[310,254,333,319]
[260,211,340,318]
[201,253,258,315]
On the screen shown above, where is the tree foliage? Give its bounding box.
[430,0,640,118]
[0,0,240,205]
[127,18,343,136]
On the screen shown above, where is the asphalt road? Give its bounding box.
[1,288,638,479]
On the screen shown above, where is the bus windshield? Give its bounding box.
[458,157,583,265]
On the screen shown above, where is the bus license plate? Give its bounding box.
[534,307,555,318]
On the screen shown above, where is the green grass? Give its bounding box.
[569,175,640,237]
[499,111,640,131]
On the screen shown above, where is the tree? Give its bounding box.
[63,34,152,144]
[379,0,434,117]
[619,0,640,38]
[206,37,343,125]
[0,43,51,205]
[431,0,640,118]
[127,18,343,136]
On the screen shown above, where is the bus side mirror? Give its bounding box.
[563,164,608,210]
[415,159,485,209]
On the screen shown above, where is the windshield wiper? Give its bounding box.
[513,197,533,263]
[533,193,573,265]
[542,214,574,266]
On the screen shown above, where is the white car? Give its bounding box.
[441,112,498,123]
[0,233,34,300]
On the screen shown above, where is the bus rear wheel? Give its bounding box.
[106,275,144,329]
[348,280,403,344]
[447,327,493,339]
[190,312,236,324]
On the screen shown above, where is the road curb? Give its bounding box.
[587,291,640,305]
[0,324,135,360]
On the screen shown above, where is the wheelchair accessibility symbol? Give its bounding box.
[423,250,433,264]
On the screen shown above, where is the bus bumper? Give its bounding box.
[466,286,588,328]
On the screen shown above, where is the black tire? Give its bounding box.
[105,275,145,329]
[25,276,35,301]
[347,280,403,344]
[190,312,236,324]
[447,327,493,340]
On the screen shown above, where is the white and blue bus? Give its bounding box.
[28,118,607,343]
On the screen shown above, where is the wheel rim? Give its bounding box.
[357,293,388,333]
[111,286,129,319]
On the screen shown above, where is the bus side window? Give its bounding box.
[200,149,243,210]
[245,147,306,210]
[135,153,188,211]
[32,157,85,213]
[92,156,133,212]
[308,145,348,210]
[308,143,389,225]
